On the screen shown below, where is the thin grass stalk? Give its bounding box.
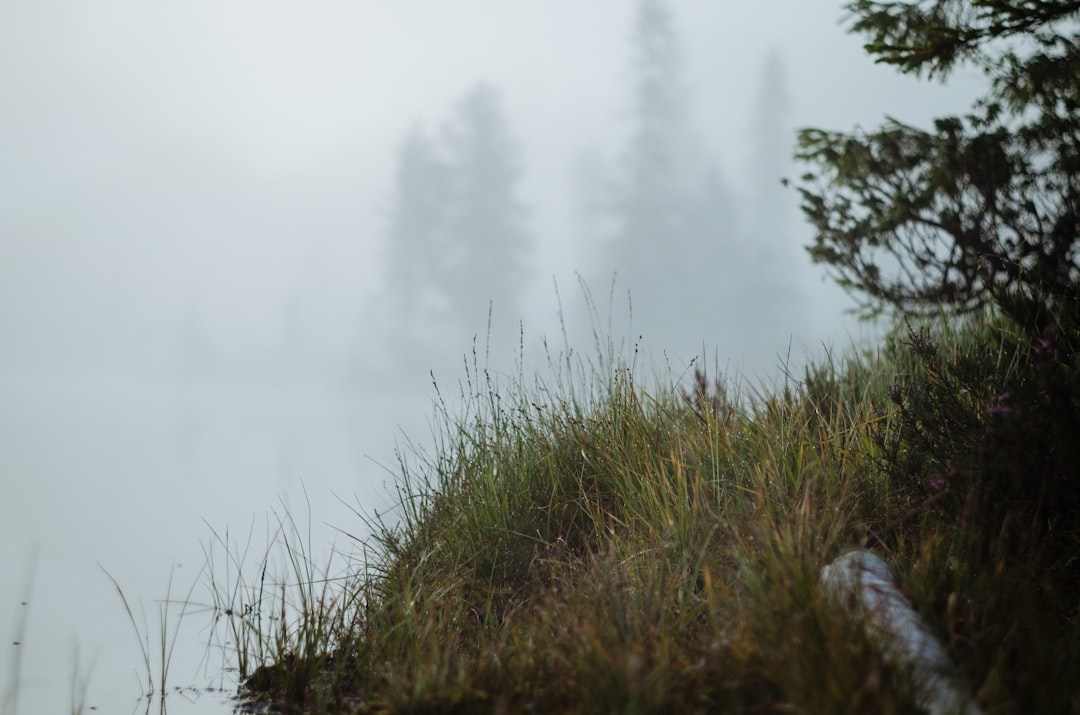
[101,566,152,695]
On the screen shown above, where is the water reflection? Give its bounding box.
[0,372,411,714]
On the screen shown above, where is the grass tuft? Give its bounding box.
[210,308,1080,713]
[101,561,201,707]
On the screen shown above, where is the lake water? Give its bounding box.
[0,370,428,714]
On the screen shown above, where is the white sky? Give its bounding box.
[0,0,988,379]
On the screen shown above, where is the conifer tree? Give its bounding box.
[383,126,451,370]
[440,83,533,341]
[742,51,804,331]
[382,85,532,373]
[603,0,735,358]
[747,50,795,270]
[797,0,1080,329]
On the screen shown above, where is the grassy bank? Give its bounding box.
[210,311,1080,713]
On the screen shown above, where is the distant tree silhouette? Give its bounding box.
[746,50,794,269]
[382,125,452,372]
[381,85,533,375]
[439,83,534,341]
[742,51,805,329]
[600,0,735,360]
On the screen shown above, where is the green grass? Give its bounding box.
[210,309,1080,713]
[102,562,201,706]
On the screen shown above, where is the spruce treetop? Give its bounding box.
[798,0,1080,328]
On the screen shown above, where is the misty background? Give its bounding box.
[0,1,987,712]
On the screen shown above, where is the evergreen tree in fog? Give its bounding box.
[382,84,532,376]
[601,0,735,362]
[746,51,796,278]
[741,51,805,336]
[383,126,451,373]
[440,83,533,343]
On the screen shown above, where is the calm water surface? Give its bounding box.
[0,372,419,714]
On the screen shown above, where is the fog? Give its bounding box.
[0,1,987,712]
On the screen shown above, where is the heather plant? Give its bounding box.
[876,311,1080,540]
[869,311,1080,712]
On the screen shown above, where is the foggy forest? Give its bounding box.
[0,1,997,712]
[0,0,883,409]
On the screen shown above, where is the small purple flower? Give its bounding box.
[1035,326,1055,356]
[929,478,944,492]
[988,392,1013,416]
